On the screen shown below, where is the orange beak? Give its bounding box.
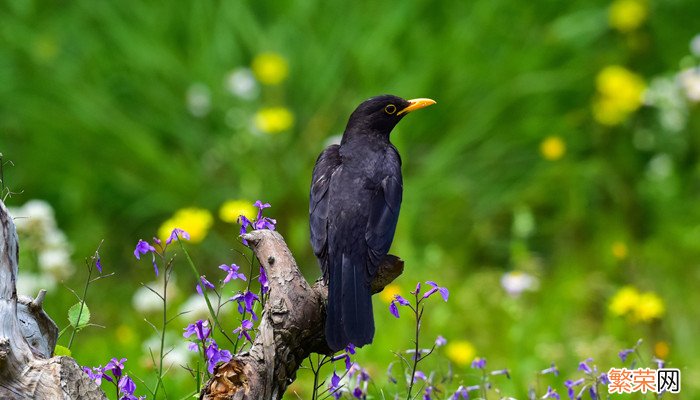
[397,98,437,116]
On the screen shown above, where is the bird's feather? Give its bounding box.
[310,144,341,281]
[365,147,403,277]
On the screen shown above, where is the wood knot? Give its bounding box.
[267,256,275,265]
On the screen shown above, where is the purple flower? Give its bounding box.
[134,239,158,276]
[238,201,276,245]
[423,385,434,400]
[491,368,510,379]
[389,301,400,318]
[652,357,665,369]
[134,240,155,259]
[394,294,410,305]
[238,215,253,245]
[412,282,421,295]
[95,250,103,273]
[352,387,363,399]
[254,200,271,215]
[599,372,610,385]
[219,264,246,284]
[183,320,211,342]
[452,386,468,399]
[452,385,480,399]
[233,319,254,343]
[252,201,275,230]
[564,378,584,400]
[543,386,560,400]
[471,357,486,369]
[196,275,215,295]
[540,362,559,376]
[618,348,634,362]
[259,266,269,294]
[231,291,260,320]
[577,358,593,373]
[412,370,427,383]
[118,375,136,396]
[423,281,449,301]
[389,294,411,318]
[254,216,277,230]
[345,343,356,355]
[82,365,105,385]
[105,357,127,378]
[329,370,343,399]
[205,340,232,374]
[166,228,190,244]
[435,335,447,347]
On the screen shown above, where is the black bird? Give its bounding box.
[309,94,436,351]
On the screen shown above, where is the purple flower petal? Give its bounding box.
[435,335,447,347]
[394,294,410,306]
[471,357,486,369]
[166,228,190,245]
[389,301,400,318]
[259,266,269,294]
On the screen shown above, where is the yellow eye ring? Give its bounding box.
[384,104,397,115]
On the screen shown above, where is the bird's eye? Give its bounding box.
[384,104,397,115]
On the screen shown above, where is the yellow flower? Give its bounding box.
[379,283,401,303]
[219,200,256,224]
[654,341,669,359]
[254,107,294,134]
[609,0,647,33]
[445,340,476,367]
[158,208,213,244]
[633,292,665,322]
[609,286,640,316]
[611,241,628,260]
[609,286,665,323]
[592,66,646,126]
[251,52,289,85]
[540,136,566,160]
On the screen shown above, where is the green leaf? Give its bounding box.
[67,302,91,331]
[54,344,71,357]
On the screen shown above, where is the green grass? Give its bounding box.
[2,0,699,398]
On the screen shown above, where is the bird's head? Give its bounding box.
[343,94,436,139]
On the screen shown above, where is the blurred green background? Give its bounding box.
[2,0,699,398]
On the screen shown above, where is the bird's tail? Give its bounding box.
[325,252,374,351]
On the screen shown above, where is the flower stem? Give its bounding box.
[67,262,92,349]
[153,265,170,399]
[178,240,234,346]
[406,294,423,400]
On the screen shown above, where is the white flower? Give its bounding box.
[38,248,73,280]
[645,76,687,132]
[178,294,211,321]
[679,68,700,103]
[142,334,192,371]
[690,33,700,57]
[11,199,56,236]
[225,68,258,100]
[501,271,539,297]
[647,153,673,181]
[16,272,57,295]
[186,83,211,117]
[132,278,179,314]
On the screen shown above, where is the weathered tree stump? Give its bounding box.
[0,200,106,399]
[0,198,403,399]
[199,230,404,400]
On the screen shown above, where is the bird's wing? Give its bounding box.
[309,144,341,280]
[365,148,403,278]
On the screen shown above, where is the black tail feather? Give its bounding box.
[325,252,375,351]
